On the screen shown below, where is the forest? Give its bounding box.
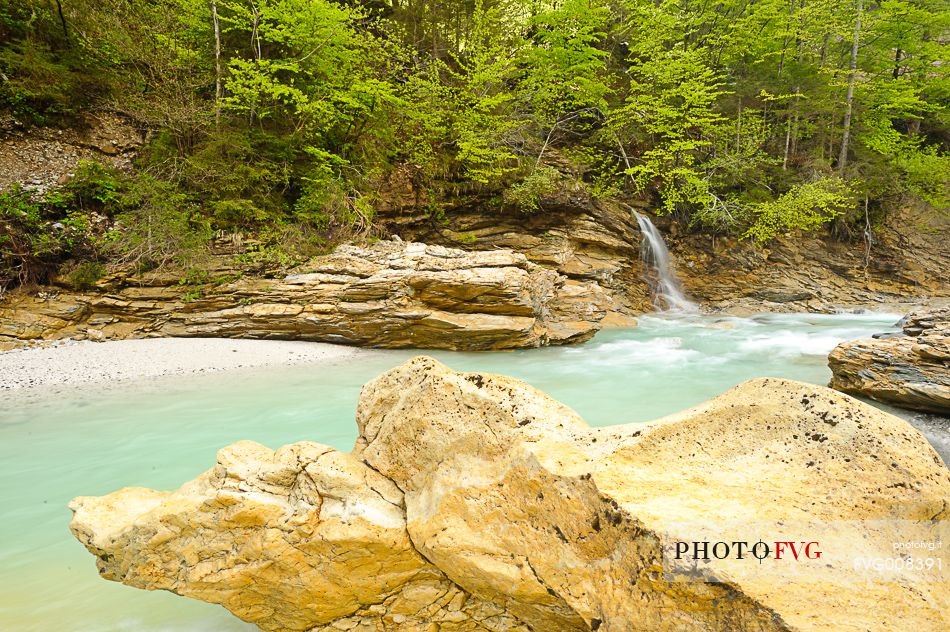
[1,0,948,288]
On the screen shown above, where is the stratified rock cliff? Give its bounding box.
[378,184,950,313]
[0,241,614,351]
[829,306,950,414]
[70,358,950,631]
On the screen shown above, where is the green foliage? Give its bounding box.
[0,0,116,125]
[234,224,329,273]
[1,0,948,286]
[64,161,122,209]
[221,0,369,128]
[1,160,213,288]
[894,148,950,207]
[518,0,610,138]
[443,2,520,183]
[860,106,950,208]
[0,43,104,125]
[176,267,213,302]
[0,185,97,287]
[162,128,297,229]
[105,174,211,269]
[743,177,856,243]
[611,13,727,213]
[64,261,105,290]
[503,166,562,213]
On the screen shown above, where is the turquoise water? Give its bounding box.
[1,311,945,631]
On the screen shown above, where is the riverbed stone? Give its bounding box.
[70,358,949,631]
[829,306,950,414]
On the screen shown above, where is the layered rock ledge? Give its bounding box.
[70,358,949,631]
[0,241,615,351]
[829,306,950,415]
[379,186,950,313]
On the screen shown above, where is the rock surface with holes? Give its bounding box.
[70,357,950,631]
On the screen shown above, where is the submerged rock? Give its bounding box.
[70,358,950,631]
[829,306,950,414]
[0,241,614,351]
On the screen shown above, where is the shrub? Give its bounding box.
[0,36,111,126]
[105,175,211,269]
[64,162,122,209]
[235,223,330,274]
[743,177,856,243]
[64,261,105,290]
[503,166,562,213]
[0,185,95,287]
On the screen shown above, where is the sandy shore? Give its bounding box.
[0,338,367,390]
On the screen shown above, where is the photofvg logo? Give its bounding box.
[664,536,826,583]
[660,519,947,585]
[672,539,823,563]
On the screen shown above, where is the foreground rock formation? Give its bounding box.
[70,358,950,631]
[70,440,529,631]
[829,306,950,414]
[0,241,615,351]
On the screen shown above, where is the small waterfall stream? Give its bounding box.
[634,212,698,312]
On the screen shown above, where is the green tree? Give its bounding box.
[610,1,727,216]
[517,0,610,168]
[442,2,522,183]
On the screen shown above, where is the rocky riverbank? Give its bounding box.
[830,306,950,415]
[377,180,950,314]
[3,107,950,351]
[3,202,945,353]
[70,357,949,631]
[0,241,623,351]
[3,119,948,349]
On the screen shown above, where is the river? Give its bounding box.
[1,311,946,630]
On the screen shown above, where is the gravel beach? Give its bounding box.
[0,338,367,390]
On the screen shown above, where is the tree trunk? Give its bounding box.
[837,0,863,173]
[736,103,742,151]
[211,0,223,129]
[249,2,261,125]
[778,0,796,79]
[783,115,792,170]
[786,83,801,168]
[825,108,836,162]
[54,0,69,43]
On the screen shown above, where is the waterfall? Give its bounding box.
[634,212,698,312]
